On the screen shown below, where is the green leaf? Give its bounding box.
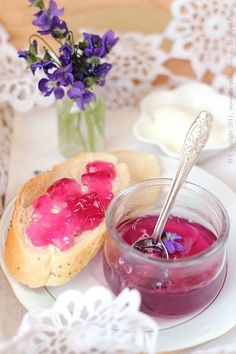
[26,57,36,67]
[30,0,44,9]
[86,56,100,66]
[85,77,97,87]
[78,41,87,50]
[43,50,52,62]
[29,41,38,56]
[53,27,67,39]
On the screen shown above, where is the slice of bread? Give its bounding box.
[5,150,161,288]
[5,152,130,288]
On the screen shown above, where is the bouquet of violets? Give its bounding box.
[18,0,118,157]
[19,0,118,111]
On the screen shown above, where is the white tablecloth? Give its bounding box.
[2,105,236,352]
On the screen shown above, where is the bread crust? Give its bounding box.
[113,150,161,182]
[5,152,130,288]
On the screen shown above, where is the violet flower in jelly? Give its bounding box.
[18,0,118,110]
[162,232,184,254]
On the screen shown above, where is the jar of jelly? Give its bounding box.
[103,178,229,317]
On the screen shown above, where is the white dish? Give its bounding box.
[133,83,231,162]
[1,156,236,352]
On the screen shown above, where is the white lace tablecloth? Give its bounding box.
[0,105,235,353]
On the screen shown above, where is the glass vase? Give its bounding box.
[56,89,105,158]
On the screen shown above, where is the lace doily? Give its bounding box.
[166,0,236,79]
[94,0,235,108]
[0,105,13,216]
[0,286,235,354]
[0,26,53,113]
[104,32,169,109]
[0,287,159,354]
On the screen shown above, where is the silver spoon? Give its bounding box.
[133,111,213,258]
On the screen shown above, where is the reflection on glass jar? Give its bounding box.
[104,179,229,317]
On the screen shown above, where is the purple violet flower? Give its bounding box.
[163,232,184,254]
[59,43,73,66]
[67,82,96,110]
[50,16,68,38]
[20,0,118,109]
[102,30,119,56]
[32,0,68,38]
[49,63,74,86]
[47,0,64,17]
[93,63,112,76]
[33,10,50,33]
[18,39,38,62]
[38,77,64,99]
[18,50,28,60]
[93,63,112,86]
[30,60,56,75]
[83,33,104,58]
[83,30,118,58]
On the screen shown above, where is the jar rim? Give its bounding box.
[106,178,230,267]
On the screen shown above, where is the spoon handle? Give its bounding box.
[152,111,213,243]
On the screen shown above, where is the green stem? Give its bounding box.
[92,96,105,135]
[59,101,74,143]
[54,37,63,45]
[29,34,61,65]
[69,30,75,48]
[76,113,88,151]
[85,110,95,151]
[57,95,105,157]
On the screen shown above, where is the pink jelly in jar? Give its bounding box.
[103,179,229,317]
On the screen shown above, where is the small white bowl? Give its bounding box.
[133,83,231,162]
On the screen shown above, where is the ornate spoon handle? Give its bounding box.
[152,111,213,243]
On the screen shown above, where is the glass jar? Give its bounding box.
[56,88,105,158]
[104,178,229,317]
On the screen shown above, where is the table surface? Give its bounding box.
[1,106,236,352]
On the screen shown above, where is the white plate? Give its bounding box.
[133,83,232,162]
[1,156,236,352]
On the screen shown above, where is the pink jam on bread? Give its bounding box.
[26,161,116,251]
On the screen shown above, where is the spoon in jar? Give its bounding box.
[133,111,213,259]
